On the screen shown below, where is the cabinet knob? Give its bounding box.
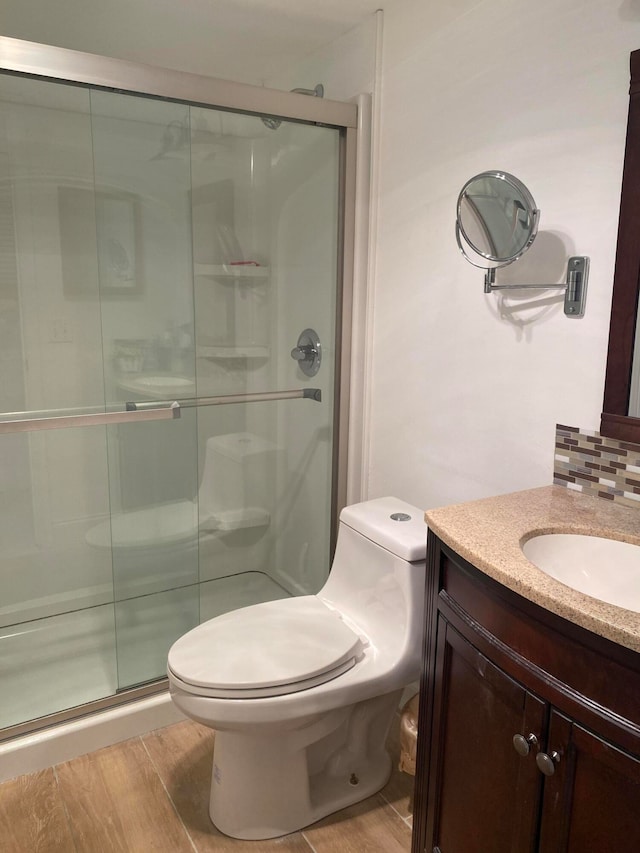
[512,732,538,756]
[536,751,561,776]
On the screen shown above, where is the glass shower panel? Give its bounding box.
[89,91,199,689]
[191,110,340,614]
[0,76,116,727]
[269,122,340,597]
[0,66,344,731]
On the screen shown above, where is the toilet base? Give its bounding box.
[208,690,402,840]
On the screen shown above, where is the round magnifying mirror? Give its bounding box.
[456,171,539,267]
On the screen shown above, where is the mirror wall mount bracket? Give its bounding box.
[483,256,589,317]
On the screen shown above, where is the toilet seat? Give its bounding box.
[167,595,366,699]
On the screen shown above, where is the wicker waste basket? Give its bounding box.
[398,692,419,775]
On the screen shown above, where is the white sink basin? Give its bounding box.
[522,534,640,613]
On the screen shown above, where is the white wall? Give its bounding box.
[368,0,640,510]
[266,14,379,101]
[1,0,379,88]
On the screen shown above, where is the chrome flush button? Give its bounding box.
[390,512,411,522]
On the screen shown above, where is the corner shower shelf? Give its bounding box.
[201,507,271,533]
[194,264,270,280]
[116,375,196,398]
[197,344,270,360]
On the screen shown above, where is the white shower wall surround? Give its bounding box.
[0,40,358,741]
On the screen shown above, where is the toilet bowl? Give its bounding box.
[167,496,427,840]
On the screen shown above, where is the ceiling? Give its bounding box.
[2,0,390,86]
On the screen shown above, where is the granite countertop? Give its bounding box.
[425,484,640,653]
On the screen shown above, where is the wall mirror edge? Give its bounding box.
[600,46,640,444]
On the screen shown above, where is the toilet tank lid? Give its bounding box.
[340,497,427,562]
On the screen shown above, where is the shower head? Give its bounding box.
[150,118,190,160]
[150,115,224,161]
[261,116,283,131]
[291,84,324,98]
[260,84,324,130]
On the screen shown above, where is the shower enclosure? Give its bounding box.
[0,38,357,738]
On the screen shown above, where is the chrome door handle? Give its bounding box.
[0,402,180,434]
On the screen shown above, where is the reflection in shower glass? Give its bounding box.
[0,76,116,727]
[0,70,341,729]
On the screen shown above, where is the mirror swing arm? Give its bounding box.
[455,170,589,317]
[483,257,589,316]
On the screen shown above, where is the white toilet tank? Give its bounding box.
[318,497,427,656]
[338,497,427,562]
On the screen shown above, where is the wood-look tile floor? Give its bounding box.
[0,717,414,852]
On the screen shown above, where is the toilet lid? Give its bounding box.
[167,596,365,696]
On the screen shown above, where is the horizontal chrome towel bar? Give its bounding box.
[0,402,180,434]
[126,387,322,411]
[0,389,321,434]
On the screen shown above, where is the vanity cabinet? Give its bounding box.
[412,532,640,853]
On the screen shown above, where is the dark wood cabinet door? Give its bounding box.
[426,619,546,853]
[538,710,640,853]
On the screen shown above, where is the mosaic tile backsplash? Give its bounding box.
[554,424,640,510]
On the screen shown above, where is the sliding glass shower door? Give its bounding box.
[0,69,342,732]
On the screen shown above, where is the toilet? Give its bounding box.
[167,496,427,840]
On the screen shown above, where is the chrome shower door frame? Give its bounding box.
[0,36,359,742]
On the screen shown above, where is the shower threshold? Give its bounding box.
[0,571,290,743]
